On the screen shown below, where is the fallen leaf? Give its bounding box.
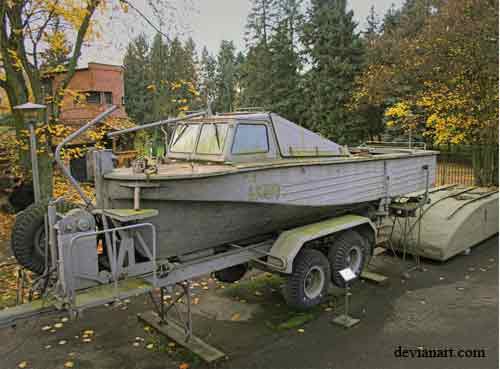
[41,325,51,331]
[54,323,63,328]
[45,345,52,349]
[254,291,263,296]
[132,342,140,347]
[18,361,28,368]
[297,329,305,333]
[59,340,67,345]
[324,307,333,312]
[231,313,241,321]
[61,317,69,323]
[64,361,74,368]
[146,343,154,350]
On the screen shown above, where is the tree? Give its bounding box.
[214,40,237,113]
[148,33,170,121]
[356,0,498,184]
[267,0,304,122]
[123,33,151,124]
[0,0,173,199]
[240,0,279,110]
[348,5,385,142]
[199,47,217,109]
[0,0,101,199]
[301,0,365,143]
[245,0,278,47]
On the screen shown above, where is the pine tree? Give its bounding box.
[245,0,278,47]
[240,0,279,110]
[301,0,365,143]
[149,33,170,121]
[123,33,151,124]
[215,40,237,113]
[199,47,217,109]
[267,0,304,122]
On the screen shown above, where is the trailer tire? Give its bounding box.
[214,263,248,283]
[11,200,78,274]
[328,230,369,288]
[284,249,330,311]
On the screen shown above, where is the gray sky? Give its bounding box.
[81,0,402,65]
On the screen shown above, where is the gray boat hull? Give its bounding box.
[102,153,437,259]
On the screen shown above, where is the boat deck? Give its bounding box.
[104,149,438,181]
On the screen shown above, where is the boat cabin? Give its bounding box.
[166,113,345,163]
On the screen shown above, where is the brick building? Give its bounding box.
[43,62,130,126]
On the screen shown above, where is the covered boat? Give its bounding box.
[97,112,438,260]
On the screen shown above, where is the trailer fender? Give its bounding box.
[268,214,376,274]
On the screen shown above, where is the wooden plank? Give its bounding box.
[138,311,226,363]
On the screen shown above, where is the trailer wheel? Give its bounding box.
[214,263,248,283]
[11,200,78,274]
[328,230,369,288]
[284,249,330,311]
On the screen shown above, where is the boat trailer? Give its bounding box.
[1,106,388,362]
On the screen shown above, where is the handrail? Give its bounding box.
[67,222,157,304]
[54,105,118,208]
[106,111,206,138]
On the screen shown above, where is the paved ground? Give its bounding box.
[0,236,498,369]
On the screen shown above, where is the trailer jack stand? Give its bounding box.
[138,282,226,363]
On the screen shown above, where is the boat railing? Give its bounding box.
[363,140,427,150]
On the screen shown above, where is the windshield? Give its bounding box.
[170,124,199,153]
[196,123,228,154]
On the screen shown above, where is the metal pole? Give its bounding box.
[107,111,206,138]
[55,105,118,208]
[28,122,41,202]
[345,284,350,316]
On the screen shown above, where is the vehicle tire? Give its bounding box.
[284,249,330,311]
[11,200,78,274]
[214,263,248,283]
[328,230,369,288]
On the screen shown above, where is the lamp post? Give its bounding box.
[13,102,47,203]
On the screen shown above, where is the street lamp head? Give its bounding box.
[13,102,47,122]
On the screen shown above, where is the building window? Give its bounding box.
[104,92,113,105]
[232,124,269,154]
[86,91,101,104]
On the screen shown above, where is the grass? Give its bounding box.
[221,272,334,331]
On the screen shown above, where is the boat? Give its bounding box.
[387,185,498,261]
[97,112,438,260]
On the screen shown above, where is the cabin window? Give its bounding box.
[196,123,228,155]
[232,124,269,154]
[170,124,199,153]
